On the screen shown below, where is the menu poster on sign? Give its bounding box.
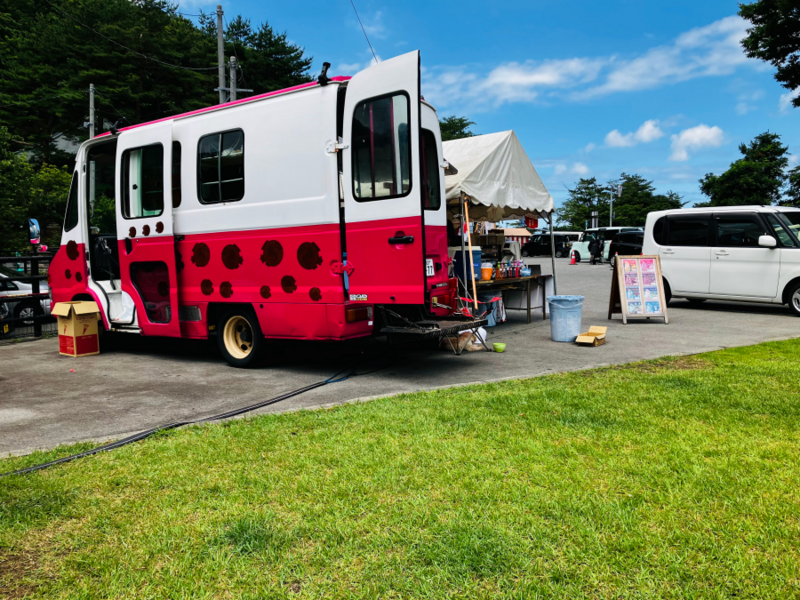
[608,255,669,324]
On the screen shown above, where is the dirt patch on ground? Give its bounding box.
[0,549,41,599]
[618,356,713,374]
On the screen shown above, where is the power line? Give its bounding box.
[348,0,378,64]
[41,0,218,72]
[92,88,132,125]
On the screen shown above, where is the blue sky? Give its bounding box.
[184,0,798,208]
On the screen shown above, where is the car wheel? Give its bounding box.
[217,308,263,368]
[787,281,800,317]
[555,249,563,258]
[573,251,581,263]
[14,302,43,326]
[521,249,529,258]
[663,279,672,305]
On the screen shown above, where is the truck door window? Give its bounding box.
[715,215,765,247]
[352,93,411,201]
[667,216,709,246]
[198,130,244,204]
[421,129,441,210]
[123,144,164,218]
[86,140,118,235]
[63,172,79,232]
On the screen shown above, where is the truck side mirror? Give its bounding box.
[28,218,40,244]
[758,234,777,248]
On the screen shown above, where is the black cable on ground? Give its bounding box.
[1,365,372,478]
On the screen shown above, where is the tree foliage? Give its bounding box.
[740,0,800,109]
[0,127,71,254]
[556,174,683,229]
[0,0,313,166]
[439,116,475,141]
[698,132,793,206]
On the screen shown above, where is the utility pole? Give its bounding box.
[609,184,621,227]
[88,83,95,139]
[217,5,225,104]
[229,56,237,102]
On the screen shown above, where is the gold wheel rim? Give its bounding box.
[223,315,254,360]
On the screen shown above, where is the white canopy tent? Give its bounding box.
[442,130,559,296]
[443,130,554,221]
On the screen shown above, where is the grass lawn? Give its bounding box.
[2,340,800,599]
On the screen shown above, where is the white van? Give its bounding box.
[642,206,800,315]
[572,227,642,262]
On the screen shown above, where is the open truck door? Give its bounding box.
[115,122,182,337]
[342,51,426,305]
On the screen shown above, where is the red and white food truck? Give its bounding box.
[49,51,477,366]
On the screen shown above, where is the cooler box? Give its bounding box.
[52,301,100,357]
[452,246,482,287]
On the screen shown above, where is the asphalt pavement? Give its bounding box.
[3,257,799,456]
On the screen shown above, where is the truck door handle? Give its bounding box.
[388,233,414,245]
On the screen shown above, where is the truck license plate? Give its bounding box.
[425,259,435,277]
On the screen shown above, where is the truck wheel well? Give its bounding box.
[72,293,93,301]
[782,277,800,304]
[207,302,257,332]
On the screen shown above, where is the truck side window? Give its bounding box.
[64,172,79,232]
[352,93,411,201]
[172,141,182,208]
[667,216,709,246]
[198,130,244,204]
[122,144,164,218]
[421,129,441,210]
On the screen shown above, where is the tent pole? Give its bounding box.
[548,212,558,295]
[549,211,558,296]
[460,194,467,300]
[464,199,479,310]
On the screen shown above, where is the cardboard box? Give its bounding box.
[52,301,100,357]
[575,326,607,346]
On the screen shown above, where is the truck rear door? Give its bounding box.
[341,51,425,305]
[115,122,182,337]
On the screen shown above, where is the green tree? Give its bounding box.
[439,115,475,141]
[0,127,71,254]
[610,173,684,226]
[784,166,800,206]
[699,132,790,206]
[740,0,800,109]
[0,0,313,166]
[556,177,609,229]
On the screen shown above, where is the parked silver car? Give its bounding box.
[0,272,51,326]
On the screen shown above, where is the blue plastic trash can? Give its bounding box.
[547,295,585,342]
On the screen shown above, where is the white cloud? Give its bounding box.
[584,142,596,152]
[779,89,799,113]
[424,58,605,108]
[554,164,567,175]
[670,124,724,161]
[605,119,664,147]
[789,154,799,167]
[582,16,750,98]
[423,15,757,110]
[355,10,386,40]
[571,162,590,175]
[735,102,756,115]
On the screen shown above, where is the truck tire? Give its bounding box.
[217,308,263,368]
[787,281,800,317]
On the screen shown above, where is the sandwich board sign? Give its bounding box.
[608,255,669,324]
